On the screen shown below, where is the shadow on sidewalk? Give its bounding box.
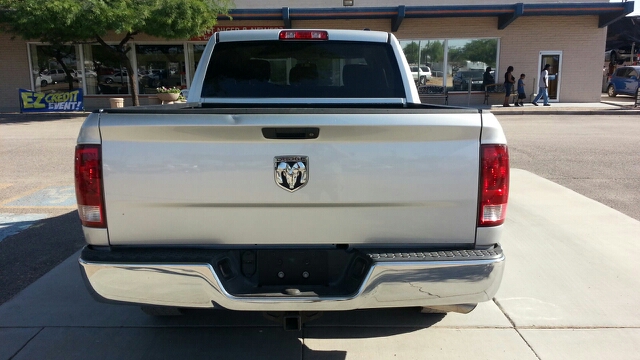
[0,113,89,125]
[0,211,84,305]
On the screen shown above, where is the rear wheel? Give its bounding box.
[607,85,617,97]
[40,80,48,87]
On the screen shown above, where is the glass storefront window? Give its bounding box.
[83,44,131,95]
[136,44,186,94]
[29,44,81,92]
[447,39,497,92]
[399,39,445,87]
[400,38,497,92]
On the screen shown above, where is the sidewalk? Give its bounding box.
[479,94,640,115]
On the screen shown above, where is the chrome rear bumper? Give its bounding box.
[79,246,504,311]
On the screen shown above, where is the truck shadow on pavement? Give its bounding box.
[0,210,447,359]
[0,211,84,305]
[145,306,446,338]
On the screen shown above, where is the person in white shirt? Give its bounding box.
[532,64,551,106]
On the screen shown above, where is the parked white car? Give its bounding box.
[75,69,97,78]
[45,69,76,83]
[35,74,53,87]
[410,65,432,85]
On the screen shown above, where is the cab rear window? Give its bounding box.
[201,41,405,98]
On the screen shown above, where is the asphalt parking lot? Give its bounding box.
[1,112,639,359]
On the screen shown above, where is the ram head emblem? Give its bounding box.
[274,156,308,192]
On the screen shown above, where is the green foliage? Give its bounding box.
[461,39,497,66]
[403,40,445,66]
[421,41,444,64]
[0,0,232,43]
[0,0,232,105]
[403,41,420,64]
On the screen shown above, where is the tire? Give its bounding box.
[105,78,114,84]
[419,76,427,85]
[40,80,48,87]
[607,85,617,97]
[140,305,183,317]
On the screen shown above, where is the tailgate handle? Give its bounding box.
[262,127,319,140]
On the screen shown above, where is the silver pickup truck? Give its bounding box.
[75,29,509,328]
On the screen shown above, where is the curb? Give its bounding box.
[490,109,640,116]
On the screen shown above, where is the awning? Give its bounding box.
[219,2,635,31]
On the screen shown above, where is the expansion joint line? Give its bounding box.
[493,298,542,360]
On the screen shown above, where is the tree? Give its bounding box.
[403,41,420,64]
[462,39,498,66]
[421,41,444,65]
[0,0,232,105]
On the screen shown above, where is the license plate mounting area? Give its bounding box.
[257,250,328,286]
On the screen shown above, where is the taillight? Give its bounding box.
[279,30,328,40]
[74,145,106,228]
[478,144,509,226]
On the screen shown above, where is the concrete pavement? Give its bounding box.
[1,169,640,359]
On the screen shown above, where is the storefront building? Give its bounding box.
[0,0,633,112]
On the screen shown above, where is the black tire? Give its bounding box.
[419,76,427,85]
[40,80,48,87]
[607,85,617,97]
[140,305,184,317]
[105,78,114,84]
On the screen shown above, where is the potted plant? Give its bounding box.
[156,86,181,103]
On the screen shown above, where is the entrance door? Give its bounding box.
[538,52,562,101]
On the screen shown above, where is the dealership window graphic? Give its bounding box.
[19,89,84,112]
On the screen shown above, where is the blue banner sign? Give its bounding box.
[19,88,84,112]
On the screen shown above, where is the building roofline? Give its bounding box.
[220,2,634,30]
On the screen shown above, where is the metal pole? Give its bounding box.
[467,78,472,106]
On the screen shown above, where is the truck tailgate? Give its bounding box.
[98,110,481,246]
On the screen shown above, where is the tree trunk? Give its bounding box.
[95,33,140,106]
[120,53,139,106]
[54,50,75,91]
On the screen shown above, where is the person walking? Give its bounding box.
[532,64,551,106]
[482,66,494,91]
[516,73,526,106]
[503,66,515,107]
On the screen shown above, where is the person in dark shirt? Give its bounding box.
[482,66,494,91]
[503,66,515,107]
[516,73,526,106]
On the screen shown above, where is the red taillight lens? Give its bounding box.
[279,30,329,40]
[75,145,106,228]
[479,144,509,226]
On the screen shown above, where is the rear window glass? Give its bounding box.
[615,68,631,77]
[201,40,405,98]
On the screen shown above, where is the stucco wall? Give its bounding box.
[0,33,31,112]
